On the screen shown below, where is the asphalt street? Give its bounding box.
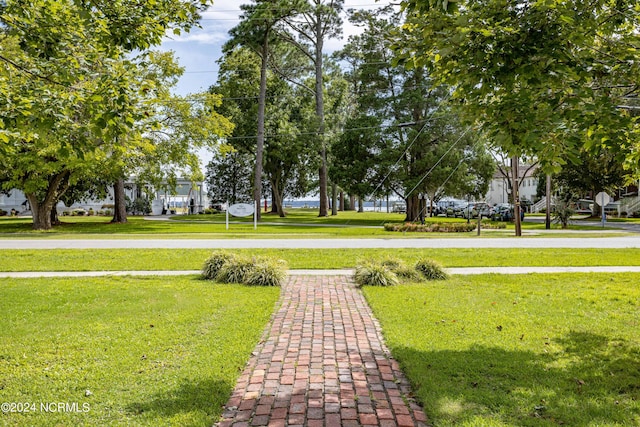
[1,236,640,249]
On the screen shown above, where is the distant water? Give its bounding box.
[283,199,403,212]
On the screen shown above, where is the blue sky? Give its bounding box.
[159,1,395,96]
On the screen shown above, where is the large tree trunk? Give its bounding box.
[512,156,522,236]
[112,178,128,223]
[348,194,356,211]
[272,184,286,217]
[339,191,344,211]
[358,196,364,213]
[270,187,278,214]
[270,178,286,217]
[315,13,328,217]
[50,206,61,226]
[27,195,53,231]
[405,195,419,222]
[26,171,70,230]
[331,182,338,216]
[545,174,551,229]
[254,40,269,222]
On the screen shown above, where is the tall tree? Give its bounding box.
[0,0,215,229]
[396,0,640,234]
[282,0,345,217]
[212,46,317,218]
[226,0,304,220]
[205,150,253,205]
[336,6,494,221]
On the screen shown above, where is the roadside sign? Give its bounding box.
[594,192,610,207]
[594,192,610,227]
[226,202,258,230]
[228,203,255,217]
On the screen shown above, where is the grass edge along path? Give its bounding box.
[0,276,280,427]
[2,248,640,272]
[363,273,640,426]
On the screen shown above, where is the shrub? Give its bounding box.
[202,251,235,280]
[204,254,288,287]
[384,222,476,233]
[216,256,255,284]
[393,265,422,281]
[381,257,404,270]
[415,258,449,280]
[380,257,421,281]
[354,260,399,287]
[245,258,288,287]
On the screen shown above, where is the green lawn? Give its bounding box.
[363,273,640,426]
[0,276,280,427]
[0,213,626,239]
[1,248,640,272]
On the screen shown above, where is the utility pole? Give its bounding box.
[512,156,522,236]
[545,174,551,229]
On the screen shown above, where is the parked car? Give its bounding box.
[392,202,407,213]
[462,202,491,219]
[446,202,468,218]
[491,203,513,221]
[490,203,525,221]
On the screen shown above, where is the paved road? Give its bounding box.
[2,236,640,249]
[3,266,640,279]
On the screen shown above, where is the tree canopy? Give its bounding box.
[0,0,232,229]
[396,0,640,171]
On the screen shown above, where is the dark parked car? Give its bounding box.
[446,202,468,218]
[462,202,491,219]
[490,204,511,221]
[490,203,525,221]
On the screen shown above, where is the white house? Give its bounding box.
[0,178,205,216]
[485,164,539,207]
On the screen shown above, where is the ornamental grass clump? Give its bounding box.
[216,255,256,284]
[415,258,449,280]
[202,253,288,286]
[393,264,422,281]
[381,257,422,281]
[354,260,399,287]
[245,258,288,287]
[201,251,235,280]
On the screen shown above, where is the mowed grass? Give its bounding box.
[0,213,401,238]
[363,273,640,426]
[0,212,622,238]
[0,276,280,426]
[1,248,640,272]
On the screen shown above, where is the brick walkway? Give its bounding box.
[217,275,429,427]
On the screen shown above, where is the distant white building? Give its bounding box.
[485,164,539,206]
[0,178,205,216]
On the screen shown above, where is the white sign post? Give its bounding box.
[226,202,257,230]
[594,192,611,228]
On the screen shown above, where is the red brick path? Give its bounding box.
[217,275,429,427]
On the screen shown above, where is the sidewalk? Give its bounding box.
[216,275,428,427]
[3,266,640,278]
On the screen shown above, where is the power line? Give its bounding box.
[369,92,451,197]
[405,126,472,198]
